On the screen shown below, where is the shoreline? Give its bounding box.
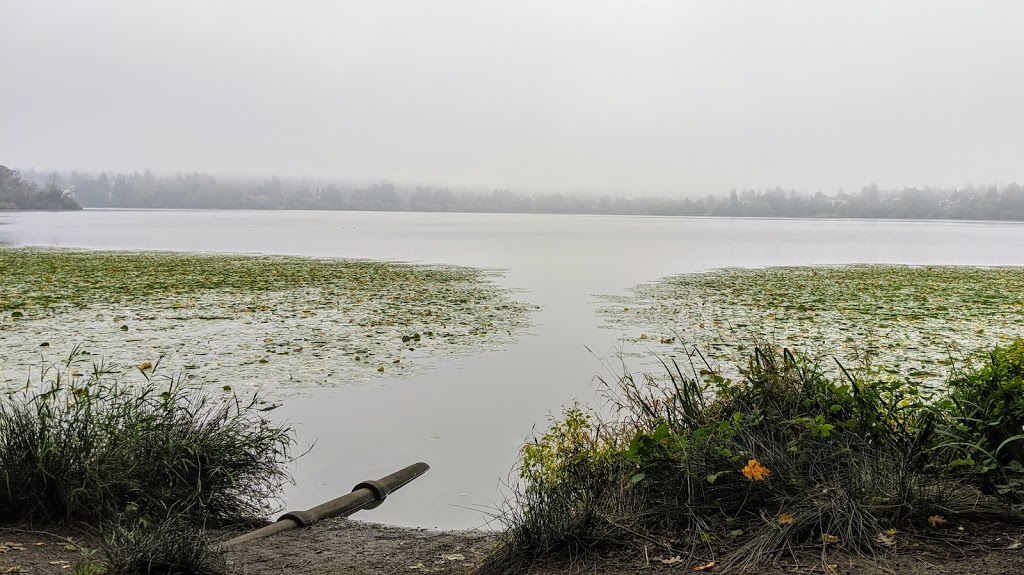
[4,516,1024,574]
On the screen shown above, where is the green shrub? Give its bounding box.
[931,339,1024,500]
[488,451,641,574]
[520,403,623,488]
[482,343,1024,574]
[0,349,295,527]
[618,348,948,560]
[490,405,638,573]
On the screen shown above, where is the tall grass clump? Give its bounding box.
[482,342,1024,574]
[69,516,227,575]
[0,348,295,527]
[99,517,226,575]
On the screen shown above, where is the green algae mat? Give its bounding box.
[599,265,1024,384]
[0,248,533,391]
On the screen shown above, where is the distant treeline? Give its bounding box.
[0,166,81,210]
[13,166,1024,221]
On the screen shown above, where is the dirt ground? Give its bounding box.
[3,519,1024,575]
[218,518,1024,575]
[0,528,86,574]
[221,519,496,575]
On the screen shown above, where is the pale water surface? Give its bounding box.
[2,210,1023,529]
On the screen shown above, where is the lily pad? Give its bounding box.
[598,265,1024,385]
[0,248,533,392]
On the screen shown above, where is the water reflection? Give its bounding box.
[0,215,13,246]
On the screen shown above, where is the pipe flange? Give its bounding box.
[279,510,316,527]
[352,479,390,509]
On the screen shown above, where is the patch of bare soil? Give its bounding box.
[221,519,497,575]
[0,528,87,574]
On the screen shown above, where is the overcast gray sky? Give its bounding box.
[2,1,1022,195]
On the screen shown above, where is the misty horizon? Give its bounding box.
[18,164,1024,198]
[3,1,1023,196]
[12,164,1024,200]
[9,162,1024,221]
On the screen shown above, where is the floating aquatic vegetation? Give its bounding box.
[598,265,1024,384]
[0,248,533,391]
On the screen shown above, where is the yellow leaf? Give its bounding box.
[821,534,839,544]
[139,361,153,371]
[778,513,794,525]
[658,556,682,565]
[928,515,946,528]
[742,459,771,481]
[694,560,716,571]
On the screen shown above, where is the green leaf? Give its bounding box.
[995,434,1024,457]
[630,473,646,484]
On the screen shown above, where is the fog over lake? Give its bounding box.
[3,209,1024,528]
[3,1,1024,194]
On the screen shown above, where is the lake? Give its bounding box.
[2,209,1024,529]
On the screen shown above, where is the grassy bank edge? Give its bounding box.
[481,340,1024,574]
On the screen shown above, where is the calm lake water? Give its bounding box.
[3,209,1024,529]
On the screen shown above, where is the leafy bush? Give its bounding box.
[520,403,623,488]
[482,343,1024,574]
[618,348,959,561]
[490,405,638,572]
[0,349,295,527]
[931,339,1024,500]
